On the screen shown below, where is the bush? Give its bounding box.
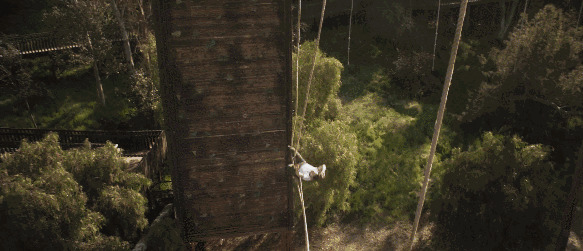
[0,133,150,249]
[64,139,151,242]
[300,119,360,226]
[431,132,564,250]
[342,94,436,222]
[293,40,344,123]
[391,51,440,99]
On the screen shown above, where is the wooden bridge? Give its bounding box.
[1,30,135,56]
[2,32,80,55]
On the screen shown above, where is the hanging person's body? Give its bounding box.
[288,145,326,181]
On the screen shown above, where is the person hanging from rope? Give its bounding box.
[288,145,326,181]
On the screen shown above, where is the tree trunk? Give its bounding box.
[25,98,37,128]
[111,0,135,73]
[137,0,153,76]
[556,143,583,251]
[86,33,106,105]
[498,0,519,40]
[347,0,353,66]
[577,0,582,29]
[409,0,469,249]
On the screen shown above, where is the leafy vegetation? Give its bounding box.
[2,0,583,249]
[0,133,150,249]
[431,132,564,250]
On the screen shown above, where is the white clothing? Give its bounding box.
[298,162,325,181]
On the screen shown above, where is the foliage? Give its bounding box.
[64,139,151,241]
[44,0,119,74]
[390,50,440,99]
[431,132,564,250]
[0,42,44,100]
[447,39,488,115]
[364,0,416,49]
[342,94,441,222]
[0,133,150,249]
[43,0,161,122]
[300,119,360,226]
[465,5,583,122]
[293,40,344,123]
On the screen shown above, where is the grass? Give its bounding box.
[0,60,148,130]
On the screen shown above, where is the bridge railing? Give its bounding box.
[0,127,171,212]
[0,127,162,156]
[2,30,138,56]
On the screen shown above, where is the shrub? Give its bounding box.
[300,120,360,226]
[391,51,440,99]
[63,139,151,242]
[342,94,435,222]
[293,40,344,123]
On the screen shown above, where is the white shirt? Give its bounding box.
[298,162,319,181]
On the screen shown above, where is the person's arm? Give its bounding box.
[288,145,306,163]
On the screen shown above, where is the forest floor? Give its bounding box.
[196,218,583,251]
[196,218,434,251]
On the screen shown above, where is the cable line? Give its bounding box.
[409,0,469,249]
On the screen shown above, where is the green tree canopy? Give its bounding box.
[431,132,564,250]
[0,133,150,249]
[466,5,583,122]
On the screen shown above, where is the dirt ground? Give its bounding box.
[196,220,583,251]
[197,220,434,251]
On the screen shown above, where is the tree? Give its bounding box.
[110,0,135,72]
[0,133,150,249]
[498,0,520,40]
[292,40,344,142]
[431,132,564,250]
[556,142,583,250]
[467,5,583,122]
[463,5,583,158]
[300,119,360,226]
[45,0,117,105]
[0,41,44,127]
[44,0,160,114]
[63,139,151,242]
[0,134,125,250]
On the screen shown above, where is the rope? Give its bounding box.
[292,0,302,147]
[289,2,310,249]
[294,0,327,150]
[409,0,469,249]
[290,0,326,249]
[431,0,441,71]
[289,145,309,250]
[347,0,353,66]
[297,178,310,251]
